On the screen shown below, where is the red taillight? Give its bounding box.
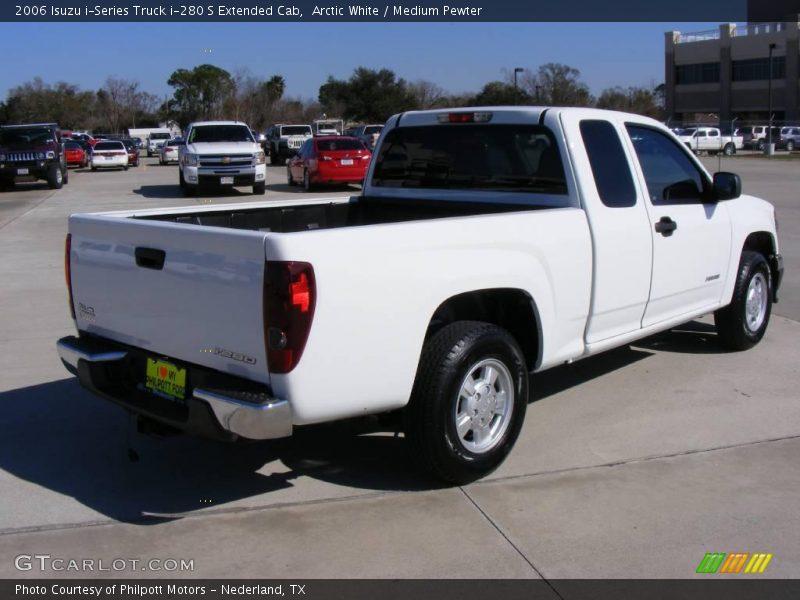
[264,261,316,374]
[437,112,493,124]
[319,154,332,161]
[449,113,474,123]
[65,234,75,320]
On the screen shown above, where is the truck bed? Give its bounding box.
[137,197,547,233]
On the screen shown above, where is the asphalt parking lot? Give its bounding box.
[0,155,797,582]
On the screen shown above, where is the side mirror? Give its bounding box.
[712,172,741,201]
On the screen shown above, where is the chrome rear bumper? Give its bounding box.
[57,336,292,441]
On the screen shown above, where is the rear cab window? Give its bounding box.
[371,124,567,196]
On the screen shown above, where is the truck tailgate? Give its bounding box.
[68,214,270,385]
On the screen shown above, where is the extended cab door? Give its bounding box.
[624,124,732,328]
[560,113,653,344]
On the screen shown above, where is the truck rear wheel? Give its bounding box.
[714,251,772,351]
[723,143,735,156]
[405,321,528,484]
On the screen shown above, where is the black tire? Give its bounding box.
[723,143,735,156]
[47,164,63,189]
[787,140,795,152]
[179,170,186,189]
[91,165,97,172]
[270,149,279,166]
[123,165,129,171]
[0,179,13,191]
[183,184,196,197]
[303,169,313,191]
[757,140,765,151]
[253,181,266,195]
[287,166,296,186]
[404,321,528,484]
[62,166,69,185]
[714,251,772,351]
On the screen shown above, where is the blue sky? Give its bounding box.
[0,22,718,100]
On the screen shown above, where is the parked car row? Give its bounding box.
[671,124,800,152]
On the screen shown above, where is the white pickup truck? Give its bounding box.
[677,126,743,156]
[178,120,267,196]
[57,107,783,484]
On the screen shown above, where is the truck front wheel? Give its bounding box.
[47,164,63,189]
[253,181,266,195]
[714,251,772,351]
[405,321,528,484]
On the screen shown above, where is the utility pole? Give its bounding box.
[513,68,524,105]
[767,42,776,154]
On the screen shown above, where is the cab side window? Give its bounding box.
[579,120,637,208]
[626,125,709,205]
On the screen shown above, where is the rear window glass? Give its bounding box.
[149,133,171,140]
[281,126,312,136]
[372,124,567,194]
[188,126,253,143]
[364,126,383,134]
[316,139,366,151]
[166,140,184,147]
[94,142,124,150]
[65,142,81,149]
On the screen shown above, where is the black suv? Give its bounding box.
[0,123,69,190]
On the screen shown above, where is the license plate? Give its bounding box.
[145,358,186,400]
[16,168,29,175]
[340,159,353,166]
[220,176,234,185]
[104,156,112,160]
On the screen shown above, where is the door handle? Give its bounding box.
[654,216,678,237]
[135,247,166,270]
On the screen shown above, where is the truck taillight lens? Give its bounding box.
[264,261,316,374]
[65,234,75,320]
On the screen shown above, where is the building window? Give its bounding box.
[732,56,786,81]
[676,62,720,85]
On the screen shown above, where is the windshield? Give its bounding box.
[149,132,171,140]
[364,126,383,135]
[281,126,311,136]
[372,124,567,194]
[65,142,81,149]
[0,128,56,145]
[188,125,254,144]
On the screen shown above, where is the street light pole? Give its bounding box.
[767,43,776,153]
[513,67,524,105]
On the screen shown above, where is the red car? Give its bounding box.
[64,141,88,168]
[287,136,371,190]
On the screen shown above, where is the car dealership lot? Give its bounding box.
[0,157,798,581]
